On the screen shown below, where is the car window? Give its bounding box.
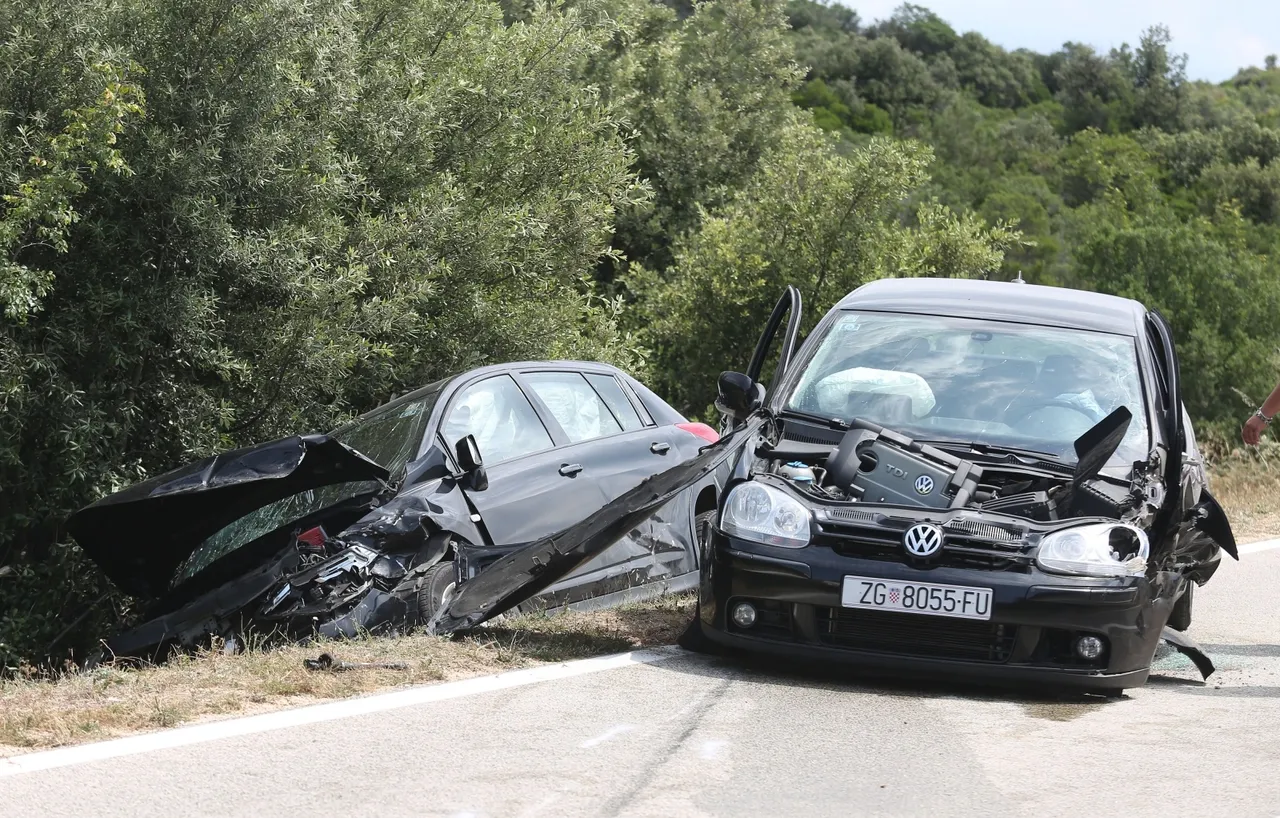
[784,311,1150,471]
[524,372,624,443]
[585,374,644,431]
[622,377,655,426]
[442,375,554,464]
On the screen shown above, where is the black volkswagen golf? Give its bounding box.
[686,277,1238,694]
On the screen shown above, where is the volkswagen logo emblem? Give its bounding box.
[914,475,934,495]
[902,523,944,558]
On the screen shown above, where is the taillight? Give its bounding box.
[676,422,720,443]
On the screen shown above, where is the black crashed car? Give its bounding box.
[67,361,722,659]
[683,277,1238,694]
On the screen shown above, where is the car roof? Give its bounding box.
[386,360,626,402]
[836,278,1148,336]
[461,360,625,378]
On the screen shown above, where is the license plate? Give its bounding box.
[841,575,993,621]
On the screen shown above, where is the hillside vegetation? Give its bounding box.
[3,0,1279,667]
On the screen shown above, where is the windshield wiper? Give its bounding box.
[917,439,1073,470]
[778,408,852,431]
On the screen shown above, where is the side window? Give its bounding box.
[524,372,623,443]
[441,375,553,465]
[620,377,656,426]
[585,374,643,432]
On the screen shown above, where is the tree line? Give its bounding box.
[2,0,1277,666]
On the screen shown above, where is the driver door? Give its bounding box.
[718,286,805,431]
[438,373,607,547]
[1146,311,1237,568]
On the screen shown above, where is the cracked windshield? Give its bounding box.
[786,311,1149,470]
[171,385,443,586]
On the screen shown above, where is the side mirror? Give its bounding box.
[715,371,762,421]
[454,435,488,491]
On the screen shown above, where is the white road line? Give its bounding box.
[580,724,635,748]
[1240,538,1280,554]
[0,647,682,779]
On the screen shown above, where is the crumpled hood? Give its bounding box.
[66,434,390,598]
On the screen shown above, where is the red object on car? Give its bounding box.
[296,526,327,549]
[677,422,720,444]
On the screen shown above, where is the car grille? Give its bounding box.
[816,607,1017,662]
[814,520,1028,570]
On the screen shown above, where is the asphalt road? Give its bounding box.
[4,547,1280,818]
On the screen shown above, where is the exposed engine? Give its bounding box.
[762,413,1144,524]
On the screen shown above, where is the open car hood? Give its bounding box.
[66,435,390,598]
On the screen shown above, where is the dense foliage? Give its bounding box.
[4,0,1279,666]
[783,1,1280,425]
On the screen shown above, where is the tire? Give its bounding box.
[693,510,716,557]
[1168,582,1194,632]
[679,510,719,654]
[415,561,457,625]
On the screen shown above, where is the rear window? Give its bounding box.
[585,374,644,431]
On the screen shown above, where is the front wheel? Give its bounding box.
[679,511,719,653]
[414,562,457,625]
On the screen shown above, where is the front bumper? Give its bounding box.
[698,533,1176,691]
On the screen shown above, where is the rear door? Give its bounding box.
[515,369,692,603]
[439,373,607,547]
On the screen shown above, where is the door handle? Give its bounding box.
[650,442,670,455]
[558,463,584,477]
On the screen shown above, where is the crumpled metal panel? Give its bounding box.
[66,434,389,597]
[426,416,764,634]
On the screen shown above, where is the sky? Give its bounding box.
[848,0,1280,82]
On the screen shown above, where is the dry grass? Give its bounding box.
[0,593,695,754]
[1208,443,1280,543]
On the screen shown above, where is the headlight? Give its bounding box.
[1036,523,1149,577]
[721,482,811,548]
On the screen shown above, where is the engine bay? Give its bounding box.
[761,413,1144,524]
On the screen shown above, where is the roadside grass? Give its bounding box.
[0,593,695,753]
[1208,442,1280,543]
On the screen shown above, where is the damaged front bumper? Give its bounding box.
[107,533,448,659]
[697,531,1184,691]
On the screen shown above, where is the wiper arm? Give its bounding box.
[778,408,852,430]
[916,439,1072,471]
[969,442,1063,461]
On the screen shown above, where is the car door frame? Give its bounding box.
[1144,310,1238,568]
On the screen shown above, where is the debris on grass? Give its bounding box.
[0,593,695,754]
[302,653,410,672]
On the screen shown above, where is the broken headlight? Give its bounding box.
[721,481,811,548]
[1035,523,1149,577]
